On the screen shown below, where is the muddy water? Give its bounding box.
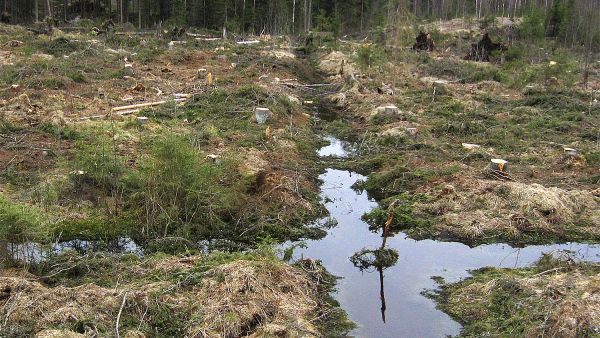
[287,138,600,338]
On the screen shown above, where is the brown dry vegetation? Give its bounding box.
[413,178,600,244]
[0,251,348,337]
[434,253,600,337]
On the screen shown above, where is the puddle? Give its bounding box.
[318,136,349,157]
[285,139,600,338]
[3,237,142,264]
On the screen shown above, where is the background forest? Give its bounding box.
[2,0,600,50]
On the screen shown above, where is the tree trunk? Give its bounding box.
[138,0,141,29]
[46,0,52,18]
[35,0,38,22]
[361,0,364,33]
[307,0,312,31]
[304,0,307,32]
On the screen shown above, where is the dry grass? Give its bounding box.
[417,178,600,243]
[441,256,600,337]
[184,260,319,337]
[35,329,87,338]
[0,257,325,337]
[319,51,353,77]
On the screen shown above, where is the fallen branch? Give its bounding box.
[79,97,189,120]
[237,40,260,45]
[187,32,219,38]
[195,37,221,41]
[78,114,105,121]
[281,82,334,88]
[115,109,142,116]
[531,267,566,278]
[111,98,187,112]
[115,31,155,36]
[173,93,193,99]
[2,155,17,171]
[115,291,128,338]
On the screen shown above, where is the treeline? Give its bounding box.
[1,0,599,47]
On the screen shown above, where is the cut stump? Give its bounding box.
[255,108,271,124]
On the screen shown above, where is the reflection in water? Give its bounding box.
[379,268,386,323]
[318,136,350,157]
[350,199,403,324]
[2,237,142,266]
[285,167,600,338]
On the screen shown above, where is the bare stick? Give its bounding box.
[111,98,187,112]
[115,291,128,338]
[2,155,17,171]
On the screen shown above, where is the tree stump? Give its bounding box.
[122,64,134,77]
[412,31,435,52]
[384,105,398,115]
[205,154,221,164]
[563,147,578,157]
[1,11,12,24]
[489,159,509,173]
[197,68,207,80]
[255,108,271,124]
[510,213,533,232]
[168,40,186,50]
[405,127,418,137]
[137,116,149,125]
[490,158,508,173]
[487,159,512,180]
[464,33,505,62]
[377,84,395,96]
[559,147,586,165]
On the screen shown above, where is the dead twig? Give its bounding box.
[531,267,566,278]
[115,291,128,338]
[2,155,17,171]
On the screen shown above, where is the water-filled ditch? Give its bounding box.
[286,137,600,337]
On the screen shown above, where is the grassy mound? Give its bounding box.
[412,179,600,245]
[432,253,600,337]
[1,250,353,337]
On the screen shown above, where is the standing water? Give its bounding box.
[287,137,600,338]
